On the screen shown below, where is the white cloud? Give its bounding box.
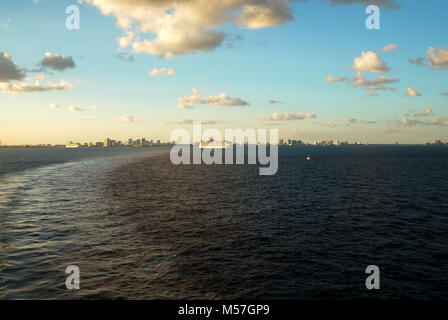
[40,52,76,71]
[48,80,73,90]
[117,115,140,123]
[149,68,177,76]
[378,44,398,53]
[177,88,202,108]
[117,31,135,48]
[414,108,432,117]
[49,103,60,109]
[236,1,294,29]
[350,72,398,90]
[69,106,84,112]
[325,75,346,83]
[399,113,448,126]
[351,51,389,73]
[258,112,316,121]
[399,118,424,127]
[426,47,448,70]
[177,88,249,108]
[0,79,73,94]
[429,113,448,126]
[91,105,99,110]
[406,87,421,97]
[365,92,378,97]
[80,0,295,58]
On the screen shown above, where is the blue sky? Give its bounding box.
[1,0,447,144]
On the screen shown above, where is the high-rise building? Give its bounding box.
[104,138,111,147]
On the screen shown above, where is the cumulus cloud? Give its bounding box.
[409,57,424,65]
[325,75,346,83]
[414,108,432,117]
[350,72,398,90]
[405,87,421,97]
[442,92,448,97]
[258,112,316,121]
[426,47,448,70]
[91,105,99,110]
[378,44,398,53]
[40,52,76,71]
[149,67,177,76]
[236,1,294,29]
[69,106,84,112]
[0,51,26,82]
[49,103,60,109]
[117,115,140,123]
[351,51,389,73]
[117,31,135,48]
[0,79,73,94]
[80,0,295,58]
[177,88,249,108]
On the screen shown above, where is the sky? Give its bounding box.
[0,0,447,145]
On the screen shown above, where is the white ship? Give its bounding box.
[65,143,80,148]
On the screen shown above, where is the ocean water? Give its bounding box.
[0,146,447,299]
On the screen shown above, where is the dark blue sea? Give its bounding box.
[0,145,447,299]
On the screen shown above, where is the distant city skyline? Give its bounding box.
[1,0,448,145]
